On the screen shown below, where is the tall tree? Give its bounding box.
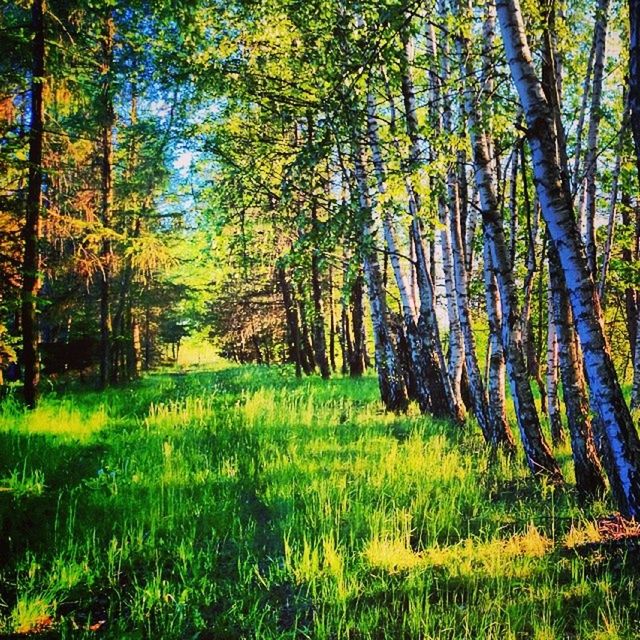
[21,0,45,408]
[496,0,640,517]
[458,0,557,472]
[583,0,610,278]
[353,145,409,412]
[98,10,115,389]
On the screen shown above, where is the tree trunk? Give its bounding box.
[297,294,316,373]
[439,199,465,408]
[497,0,640,516]
[144,301,151,371]
[520,181,548,414]
[386,50,463,421]
[99,12,115,390]
[449,1,516,449]
[460,0,559,470]
[571,36,596,196]
[631,0,640,182]
[129,316,141,379]
[583,0,610,278]
[310,201,330,379]
[546,281,564,446]
[622,193,639,362]
[328,265,337,372]
[278,265,303,377]
[548,245,606,495]
[464,182,478,273]
[350,272,366,377]
[353,146,408,412]
[598,101,629,302]
[366,88,433,413]
[448,176,496,444]
[632,310,640,408]
[21,0,45,409]
[339,255,353,375]
[508,143,520,268]
[398,25,466,423]
[340,300,350,375]
[483,235,510,441]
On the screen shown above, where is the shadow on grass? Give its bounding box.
[0,432,108,565]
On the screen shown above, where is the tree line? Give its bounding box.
[1,0,197,399]
[2,0,640,518]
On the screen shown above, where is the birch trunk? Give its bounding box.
[464,199,479,273]
[400,19,467,424]
[439,199,465,408]
[508,145,519,268]
[310,201,330,380]
[353,147,408,412]
[598,107,627,302]
[546,284,564,446]
[497,0,640,515]
[483,235,509,439]
[448,179,496,444]
[631,0,640,183]
[438,13,499,444]
[278,265,303,377]
[460,0,559,471]
[328,266,337,372]
[21,0,45,409]
[583,0,610,278]
[520,188,548,414]
[632,310,640,408]
[297,296,316,373]
[622,194,639,363]
[339,275,351,376]
[548,246,606,495]
[306,115,330,379]
[366,89,439,413]
[391,45,464,421]
[350,272,366,377]
[572,37,596,196]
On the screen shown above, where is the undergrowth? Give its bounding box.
[0,364,638,639]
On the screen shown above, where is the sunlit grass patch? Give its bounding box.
[9,596,54,634]
[565,520,602,548]
[363,538,425,574]
[0,398,108,441]
[145,394,218,431]
[421,525,553,579]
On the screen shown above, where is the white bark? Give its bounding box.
[497,0,640,516]
[583,0,610,277]
[439,199,465,406]
[546,285,564,446]
[632,304,640,409]
[483,235,508,435]
[432,5,494,438]
[365,89,432,412]
[391,41,466,422]
[598,102,629,301]
[353,145,408,412]
[572,37,596,196]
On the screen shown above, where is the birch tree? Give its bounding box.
[496,0,640,516]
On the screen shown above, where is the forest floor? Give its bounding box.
[0,364,640,639]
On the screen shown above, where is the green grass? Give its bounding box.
[0,364,638,638]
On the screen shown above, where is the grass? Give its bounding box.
[0,363,639,638]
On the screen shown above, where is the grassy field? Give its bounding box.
[0,364,639,639]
